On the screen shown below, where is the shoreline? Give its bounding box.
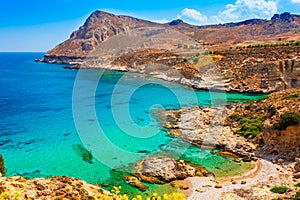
[60,64,276,95]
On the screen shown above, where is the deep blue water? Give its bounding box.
[0,53,266,185]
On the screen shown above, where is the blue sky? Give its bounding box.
[0,0,300,52]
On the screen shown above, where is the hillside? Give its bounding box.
[37,11,300,93]
[39,11,300,64]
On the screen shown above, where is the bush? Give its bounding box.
[238,116,264,139]
[285,94,300,99]
[266,106,276,117]
[295,183,300,187]
[270,186,288,194]
[229,114,242,121]
[274,112,300,130]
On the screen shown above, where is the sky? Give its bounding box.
[0,0,300,52]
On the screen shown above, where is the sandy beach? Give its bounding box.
[184,159,288,200]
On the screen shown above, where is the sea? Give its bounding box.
[0,52,266,196]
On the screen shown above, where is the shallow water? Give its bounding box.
[0,53,266,196]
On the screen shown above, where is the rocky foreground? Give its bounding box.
[0,176,119,200]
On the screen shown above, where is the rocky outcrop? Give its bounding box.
[227,89,300,160]
[214,47,300,93]
[162,107,257,160]
[258,89,300,159]
[262,124,300,157]
[161,89,300,160]
[169,19,185,26]
[135,156,210,184]
[0,176,117,199]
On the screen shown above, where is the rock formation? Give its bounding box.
[0,176,118,199]
[135,156,211,184]
[161,89,300,160]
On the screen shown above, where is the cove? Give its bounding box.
[0,53,266,197]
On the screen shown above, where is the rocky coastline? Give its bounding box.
[157,88,300,199]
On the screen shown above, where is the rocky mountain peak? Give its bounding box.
[271,12,294,23]
[168,19,184,26]
[82,10,117,27]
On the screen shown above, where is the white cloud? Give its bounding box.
[216,0,278,22]
[179,8,208,24]
[291,0,300,3]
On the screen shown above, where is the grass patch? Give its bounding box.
[270,186,288,194]
[274,112,300,130]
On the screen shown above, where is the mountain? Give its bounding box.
[40,11,300,64]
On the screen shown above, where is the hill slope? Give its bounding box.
[40,11,300,64]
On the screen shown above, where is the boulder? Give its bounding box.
[136,157,197,184]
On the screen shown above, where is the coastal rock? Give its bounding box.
[136,157,198,184]
[0,176,117,199]
[124,176,148,191]
[162,107,257,159]
[258,89,300,160]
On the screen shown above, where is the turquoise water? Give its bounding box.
[0,53,266,187]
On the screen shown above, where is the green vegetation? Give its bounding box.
[238,116,264,139]
[285,94,300,100]
[274,112,300,130]
[270,186,289,194]
[72,144,93,164]
[235,41,300,50]
[0,155,6,176]
[229,114,264,139]
[295,183,300,187]
[266,105,277,117]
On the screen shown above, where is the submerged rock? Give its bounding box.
[124,176,148,191]
[72,144,93,164]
